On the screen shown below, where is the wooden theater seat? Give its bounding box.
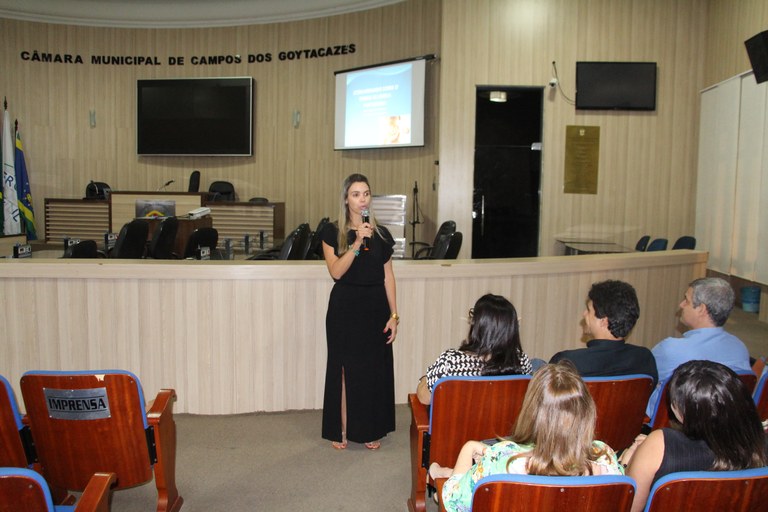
[643,467,768,512]
[0,374,32,468]
[584,374,654,452]
[0,467,115,512]
[19,370,183,512]
[467,474,636,512]
[648,370,757,430]
[407,375,531,512]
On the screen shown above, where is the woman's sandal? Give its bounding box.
[332,432,347,450]
[364,441,381,450]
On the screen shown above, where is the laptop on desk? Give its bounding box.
[135,199,176,219]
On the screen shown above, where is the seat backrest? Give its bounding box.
[287,223,312,260]
[19,370,152,491]
[443,231,463,259]
[63,239,98,258]
[671,235,696,250]
[753,370,768,421]
[183,227,219,258]
[429,232,454,259]
[277,229,297,260]
[643,467,768,512]
[111,219,149,259]
[428,375,531,468]
[306,217,330,260]
[651,370,756,429]
[433,220,456,246]
[635,235,651,251]
[208,180,235,201]
[148,216,179,259]
[248,197,269,204]
[0,375,29,468]
[471,474,636,512]
[187,170,200,192]
[584,375,654,452]
[646,238,668,251]
[0,467,116,512]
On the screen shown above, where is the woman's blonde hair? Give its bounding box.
[507,361,604,475]
[336,173,381,255]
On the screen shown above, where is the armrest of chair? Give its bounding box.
[408,393,431,512]
[146,389,183,512]
[75,472,116,512]
[413,246,433,259]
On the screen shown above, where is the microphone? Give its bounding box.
[157,179,174,191]
[361,208,370,251]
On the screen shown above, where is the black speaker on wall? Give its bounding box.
[745,30,768,84]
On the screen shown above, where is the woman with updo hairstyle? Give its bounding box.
[621,360,768,512]
[416,293,532,405]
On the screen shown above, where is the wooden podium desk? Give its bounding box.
[144,215,213,257]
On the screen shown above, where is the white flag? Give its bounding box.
[2,105,21,235]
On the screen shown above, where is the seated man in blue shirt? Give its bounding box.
[550,280,658,384]
[646,277,752,417]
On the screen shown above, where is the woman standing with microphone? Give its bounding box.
[320,173,399,450]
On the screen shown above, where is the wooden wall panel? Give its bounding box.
[0,0,441,249]
[0,252,706,414]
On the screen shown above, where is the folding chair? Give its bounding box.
[407,375,531,512]
[0,467,115,512]
[643,467,768,512]
[468,474,636,512]
[20,370,183,512]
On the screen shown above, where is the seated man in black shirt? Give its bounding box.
[549,279,658,385]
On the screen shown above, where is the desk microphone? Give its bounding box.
[157,179,174,191]
[361,208,370,251]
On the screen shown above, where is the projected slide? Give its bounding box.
[335,59,426,150]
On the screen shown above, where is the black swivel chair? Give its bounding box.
[208,181,236,202]
[63,240,99,258]
[146,216,179,259]
[305,217,330,260]
[634,235,651,251]
[248,197,269,204]
[188,170,201,192]
[427,231,462,259]
[111,219,150,259]
[646,238,668,251]
[183,227,219,259]
[672,235,696,250]
[443,231,463,259]
[249,223,310,260]
[413,220,456,259]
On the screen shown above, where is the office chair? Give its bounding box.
[425,231,462,259]
[0,467,116,512]
[306,217,330,260]
[183,227,218,259]
[110,219,149,259]
[443,231,462,259]
[645,238,668,251]
[146,216,179,259]
[466,474,636,512]
[188,170,200,192]
[671,235,696,250]
[413,220,456,259]
[635,235,651,251]
[19,369,183,512]
[248,197,269,204]
[84,181,111,200]
[207,181,236,202]
[63,240,99,258]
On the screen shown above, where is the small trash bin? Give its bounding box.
[741,285,761,313]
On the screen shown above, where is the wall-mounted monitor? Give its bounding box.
[137,77,253,156]
[575,62,657,111]
[334,57,428,150]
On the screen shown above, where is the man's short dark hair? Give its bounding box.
[588,280,640,339]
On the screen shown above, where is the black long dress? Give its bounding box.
[321,221,396,443]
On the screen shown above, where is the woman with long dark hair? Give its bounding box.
[622,360,768,512]
[320,173,398,450]
[416,294,532,405]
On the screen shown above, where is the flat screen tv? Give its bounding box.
[575,62,657,111]
[334,57,427,150]
[137,77,253,156]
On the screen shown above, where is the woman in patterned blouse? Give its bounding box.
[416,293,532,405]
